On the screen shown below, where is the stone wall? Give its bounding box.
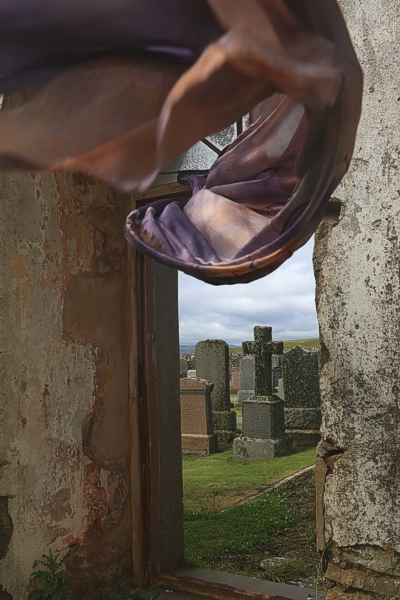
[0,172,132,598]
[314,1,400,597]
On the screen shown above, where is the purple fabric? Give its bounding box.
[0,0,223,92]
[0,0,363,285]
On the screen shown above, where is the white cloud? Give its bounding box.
[178,238,318,345]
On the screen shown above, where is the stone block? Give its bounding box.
[233,435,292,460]
[212,410,237,432]
[238,390,254,402]
[230,370,240,393]
[180,359,189,372]
[282,346,320,408]
[284,407,322,429]
[242,397,286,439]
[180,377,218,455]
[239,355,254,390]
[181,434,219,456]
[196,339,231,411]
[287,430,321,447]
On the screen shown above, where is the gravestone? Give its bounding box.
[282,346,321,447]
[272,365,282,391]
[233,326,292,459]
[180,358,189,373]
[231,370,240,394]
[238,355,255,402]
[187,369,197,378]
[180,378,218,456]
[195,339,236,440]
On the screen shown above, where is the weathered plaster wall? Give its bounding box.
[0,172,132,598]
[314,1,400,597]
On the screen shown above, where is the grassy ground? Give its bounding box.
[183,446,315,513]
[183,447,321,586]
[229,338,320,353]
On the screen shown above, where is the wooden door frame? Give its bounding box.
[128,184,292,600]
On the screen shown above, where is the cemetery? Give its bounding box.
[1,2,400,600]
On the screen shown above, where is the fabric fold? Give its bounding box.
[0,0,362,284]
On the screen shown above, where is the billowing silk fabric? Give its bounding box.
[0,0,362,284]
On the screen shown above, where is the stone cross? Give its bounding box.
[242,326,283,396]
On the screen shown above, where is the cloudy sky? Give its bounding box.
[178,237,319,347]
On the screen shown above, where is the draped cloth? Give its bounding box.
[0,0,362,284]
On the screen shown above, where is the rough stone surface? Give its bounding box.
[242,398,286,440]
[284,408,322,430]
[180,378,218,456]
[237,390,254,402]
[233,436,292,460]
[235,327,290,460]
[282,346,320,408]
[239,355,255,392]
[195,339,236,432]
[0,172,132,598]
[212,411,237,432]
[243,327,283,396]
[314,0,400,594]
[195,340,231,411]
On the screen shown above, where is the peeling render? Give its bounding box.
[314,1,400,597]
[0,171,132,598]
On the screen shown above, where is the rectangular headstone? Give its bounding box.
[195,340,231,412]
[282,346,321,447]
[239,355,254,391]
[231,370,240,393]
[180,359,189,373]
[272,366,282,391]
[187,369,197,378]
[278,378,284,400]
[282,346,320,408]
[180,378,218,455]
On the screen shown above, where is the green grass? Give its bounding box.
[229,338,320,353]
[283,338,320,351]
[183,446,315,513]
[184,488,295,568]
[184,468,321,585]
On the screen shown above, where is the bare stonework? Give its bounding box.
[314,0,400,595]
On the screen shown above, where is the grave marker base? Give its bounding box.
[238,390,254,402]
[181,433,219,456]
[286,429,321,447]
[233,435,292,460]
